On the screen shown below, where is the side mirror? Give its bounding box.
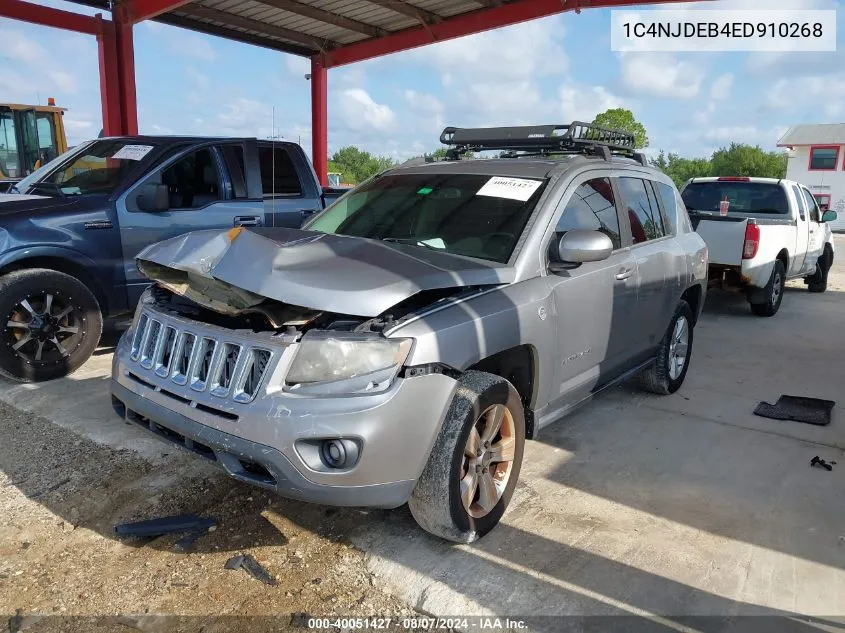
[822,210,838,223]
[136,183,169,212]
[552,230,614,266]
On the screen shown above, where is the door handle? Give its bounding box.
[615,267,635,281]
[300,208,320,219]
[233,215,262,227]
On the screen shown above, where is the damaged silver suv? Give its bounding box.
[110,123,708,542]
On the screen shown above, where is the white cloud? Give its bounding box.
[285,55,311,76]
[768,75,845,117]
[424,18,568,82]
[620,52,704,98]
[62,119,94,133]
[709,73,733,101]
[185,67,210,90]
[48,70,76,94]
[559,84,626,122]
[337,88,396,131]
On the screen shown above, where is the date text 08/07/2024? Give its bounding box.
[305,617,528,630]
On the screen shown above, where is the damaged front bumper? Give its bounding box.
[109,300,458,508]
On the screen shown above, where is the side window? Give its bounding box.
[555,177,622,249]
[160,148,221,210]
[802,188,822,222]
[259,145,303,196]
[791,185,806,220]
[0,111,20,177]
[220,144,247,199]
[654,181,679,234]
[618,177,666,244]
[35,113,58,163]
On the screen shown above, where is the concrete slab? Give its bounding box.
[1,237,844,625]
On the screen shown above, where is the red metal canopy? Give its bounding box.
[0,0,694,185]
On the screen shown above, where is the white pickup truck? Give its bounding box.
[680,177,837,316]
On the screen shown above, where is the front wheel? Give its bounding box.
[750,260,785,317]
[408,371,525,543]
[639,300,694,395]
[806,248,831,293]
[0,269,103,382]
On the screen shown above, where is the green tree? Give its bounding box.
[709,143,787,179]
[652,151,712,189]
[592,108,649,149]
[329,146,397,184]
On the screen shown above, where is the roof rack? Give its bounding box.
[439,122,647,166]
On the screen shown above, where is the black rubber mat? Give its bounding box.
[753,395,836,426]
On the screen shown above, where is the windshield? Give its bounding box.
[682,182,789,215]
[305,172,547,264]
[23,139,157,197]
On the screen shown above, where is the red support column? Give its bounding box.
[114,5,139,135]
[96,17,124,136]
[310,56,328,187]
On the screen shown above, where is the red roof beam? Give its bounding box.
[324,0,698,67]
[0,0,101,35]
[122,0,194,24]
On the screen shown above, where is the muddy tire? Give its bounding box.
[639,300,694,395]
[807,248,832,293]
[750,260,785,317]
[0,269,102,383]
[408,371,525,543]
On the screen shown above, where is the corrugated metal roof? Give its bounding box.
[777,124,845,147]
[116,0,502,58]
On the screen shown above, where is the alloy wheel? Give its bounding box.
[667,315,689,381]
[459,404,517,518]
[6,291,85,367]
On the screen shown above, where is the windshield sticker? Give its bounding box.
[417,186,434,195]
[112,144,154,161]
[476,177,543,202]
[419,238,446,249]
[719,196,730,216]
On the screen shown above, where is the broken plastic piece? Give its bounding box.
[114,514,216,538]
[811,456,833,471]
[224,553,278,585]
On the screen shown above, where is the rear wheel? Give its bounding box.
[750,260,785,317]
[408,371,525,543]
[0,269,103,382]
[639,300,694,395]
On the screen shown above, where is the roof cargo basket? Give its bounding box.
[439,122,647,165]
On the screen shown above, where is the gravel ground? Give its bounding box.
[0,399,419,630]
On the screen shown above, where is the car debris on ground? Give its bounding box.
[224,553,278,585]
[114,513,217,551]
[810,456,835,471]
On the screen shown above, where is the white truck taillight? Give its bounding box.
[743,222,760,259]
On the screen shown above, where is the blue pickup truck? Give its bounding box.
[0,135,342,382]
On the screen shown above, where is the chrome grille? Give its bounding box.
[128,310,278,403]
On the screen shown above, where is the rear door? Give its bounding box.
[547,173,639,409]
[257,142,323,228]
[616,176,673,354]
[788,183,810,276]
[117,141,263,305]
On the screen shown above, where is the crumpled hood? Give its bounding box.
[137,227,514,317]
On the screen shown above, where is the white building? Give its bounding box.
[778,124,845,231]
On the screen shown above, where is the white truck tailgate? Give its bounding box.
[693,216,747,267]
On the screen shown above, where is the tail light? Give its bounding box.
[743,222,760,259]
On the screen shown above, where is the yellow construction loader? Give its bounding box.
[0,100,68,192]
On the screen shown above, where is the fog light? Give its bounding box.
[319,439,359,469]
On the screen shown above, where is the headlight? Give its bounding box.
[285,331,413,395]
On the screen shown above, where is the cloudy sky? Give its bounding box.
[1,0,843,161]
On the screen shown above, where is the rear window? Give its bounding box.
[681,182,789,215]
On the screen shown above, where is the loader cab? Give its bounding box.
[0,101,68,181]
